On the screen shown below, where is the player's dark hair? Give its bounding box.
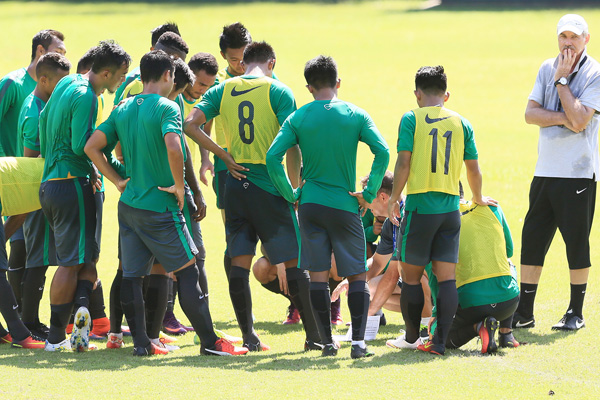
[76,47,96,74]
[219,22,252,53]
[173,58,195,91]
[156,32,189,57]
[415,65,447,95]
[304,55,337,90]
[91,40,132,74]
[31,29,64,62]
[361,171,394,196]
[243,41,275,65]
[151,21,180,47]
[140,50,174,84]
[188,52,219,76]
[36,52,71,79]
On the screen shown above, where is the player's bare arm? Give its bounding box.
[198,119,215,186]
[183,137,206,222]
[464,159,497,206]
[388,150,411,225]
[84,129,129,193]
[159,131,185,210]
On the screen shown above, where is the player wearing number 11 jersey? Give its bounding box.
[184,41,322,352]
[387,65,497,356]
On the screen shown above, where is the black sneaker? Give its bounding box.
[25,322,49,341]
[552,311,585,331]
[350,344,374,359]
[512,311,535,329]
[133,342,169,356]
[304,339,324,351]
[498,331,520,348]
[321,343,338,357]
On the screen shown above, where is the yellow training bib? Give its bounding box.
[0,157,44,216]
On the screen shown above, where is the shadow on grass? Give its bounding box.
[402,2,600,13]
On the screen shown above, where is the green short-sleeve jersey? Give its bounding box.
[18,93,45,153]
[266,100,390,213]
[0,68,36,157]
[397,110,478,214]
[98,94,183,213]
[113,66,140,106]
[40,74,99,181]
[196,75,296,196]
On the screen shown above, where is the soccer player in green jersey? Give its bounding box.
[388,65,496,356]
[39,40,130,352]
[1,29,66,316]
[266,55,390,358]
[185,41,322,352]
[85,50,247,356]
[17,53,70,340]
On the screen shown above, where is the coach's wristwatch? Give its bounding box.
[554,77,568,87]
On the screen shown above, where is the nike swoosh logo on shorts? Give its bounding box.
[576,188,587,194]
[231,86,261,96]
[425,114,451,124]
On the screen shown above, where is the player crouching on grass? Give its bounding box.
[85,50,247,357]
[266,55,390,359]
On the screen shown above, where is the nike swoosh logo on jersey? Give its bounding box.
[425,114,451,124]
[231,86,261,96]
[576,187,587,194]
[515,320,533,328]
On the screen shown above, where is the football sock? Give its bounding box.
[20,266,48,325]
[400,282,424,343]
[229,266,254,339]
[328,278,342,294]
[197,259,209,305]
[73,280,94,310]
[261,276,285,296]
[224,253,232,282]
[309,281,332,344]
[351,340,366,349]
[348,280,370,342]
[568,283,587,318]
[516,283,537,319]
[48,302,74,344]
[144,274,168,339]
[109,269,123,333]
[121,277,150,349]
[286,267,321,342]
[7,239,26,310]
[166,278,175,313]
[433,280,458,347]
[175,265,218,347]
[89,279,106,320]
[0,271,29,342]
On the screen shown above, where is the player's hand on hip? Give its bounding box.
[116,178,130,193]
[199,159,214,186]
[223,153,248,180]
[388,200,401,226]
[473,195,498,206]
[158,185,185,210]
[349,191,371,216]
[331,279,349,302]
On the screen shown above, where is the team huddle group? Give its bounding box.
[0,14,594,358]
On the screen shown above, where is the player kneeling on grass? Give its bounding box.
[85,50,247,356]
[266,55,390,359]
[425,185,521,354]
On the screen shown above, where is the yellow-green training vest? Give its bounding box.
[220,76,280,165]
[456,202,510,288]
[407,107,465,196]
[0,157,44,216]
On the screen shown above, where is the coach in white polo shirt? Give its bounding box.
[514,14,600,331]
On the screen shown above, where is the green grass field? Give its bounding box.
[1,1,599,398]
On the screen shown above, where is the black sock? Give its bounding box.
[73,280,94,310]
[433,280,458,347]
[0,271,29,341]
[197,259,209,306]
[348,280,370,342]
[144,275,168,339]
[8,239,26,310]
[310,281,332,344]
[400,282,424,343]
[121,277,150,349]
[20,266,48,325]
[89,279,106,320]
[175,265,218,347]
[516,283,537,319]
[328,278,341,295]
[109,270,123,333]
[224,253,232,282]
[229,266,255,340]
[568,283,587,318]
[48,302,74,344]
[261,276,285,296]
[166,278,175,313]
[286,267,320,342]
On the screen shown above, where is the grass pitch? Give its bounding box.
[0,1,599,398]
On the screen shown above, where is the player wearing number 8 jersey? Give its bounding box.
[388,65,497,356]
[184,41,322,352]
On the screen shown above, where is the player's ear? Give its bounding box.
[220,51,226,60]
[414,89,420,101]
[585,33,590,45]
[305,84,314,94]
[336,78,341,89]
[269,59,276,71]
[444,92,450,102]
[36,44,46,58]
